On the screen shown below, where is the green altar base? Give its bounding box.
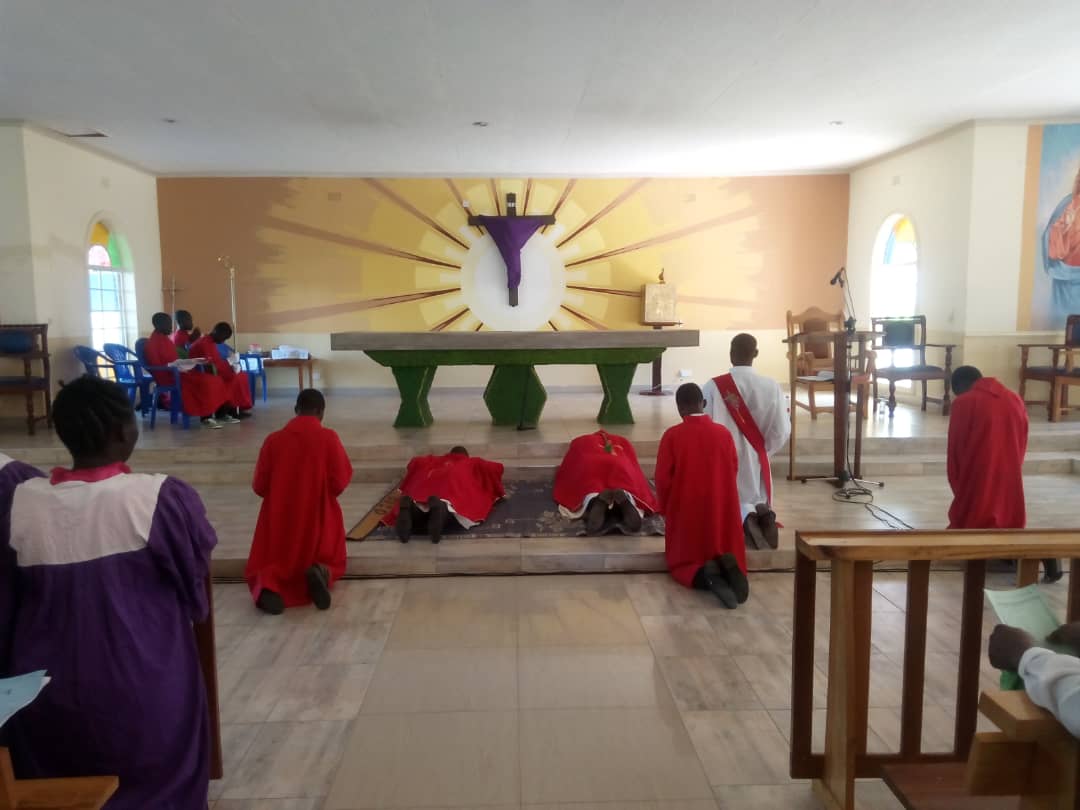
[365,347,664,429]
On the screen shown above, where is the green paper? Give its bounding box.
[984,585,1066,691]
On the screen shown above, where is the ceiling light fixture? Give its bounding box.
[162,117,178,124]
[829,120,844,127]
[472,121,489,128]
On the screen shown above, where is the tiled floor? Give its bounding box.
[207,567,1068,809]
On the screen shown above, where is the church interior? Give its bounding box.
[3,2,1080,809]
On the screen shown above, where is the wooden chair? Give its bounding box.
[870,316,955,417]
[0,324,52,436]
[786,307,844,419]
[1051,343,1080,422]
[0,748,116,809]
[1018,314,1080,416]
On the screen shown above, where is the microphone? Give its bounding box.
[829,267,846,286]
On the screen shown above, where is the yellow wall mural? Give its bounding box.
[157,176,849,336]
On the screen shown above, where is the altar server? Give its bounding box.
[385,447,504,543]
[188,322,254,415]
[145,312,230,428]
[553,430,656,534]
[171,309,201,353]
[702,333,790,548]
[0,375,216,809]
[245,389,352,614]
[656,383,748,608]
[946,366,1055,579]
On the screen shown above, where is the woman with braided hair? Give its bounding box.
[0,375,217,809]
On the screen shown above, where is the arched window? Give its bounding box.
[871,214,919,370]
[87,221,137,349]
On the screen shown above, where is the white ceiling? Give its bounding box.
[2,1,1079,176]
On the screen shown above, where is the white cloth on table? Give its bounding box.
[1018,647,1080,738]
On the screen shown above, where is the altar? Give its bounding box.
[331,330,700,428]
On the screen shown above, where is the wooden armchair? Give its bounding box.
[1052,342,1080,422]
[0,324,52,436]
[786,307,844,419]
[871,315,955,417]
[1020,314,1080,421]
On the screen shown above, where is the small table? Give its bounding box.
[262,357,315,393]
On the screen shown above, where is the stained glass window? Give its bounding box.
[872,215,919,374]
[87,222,134,350]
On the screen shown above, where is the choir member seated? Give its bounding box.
[384,446,504,543]
[245,389,353,615]
[188,322,254,418]
[171,309,201,355]
[553,430,656,534]
[656,383,749,609]
[144,311,230,429]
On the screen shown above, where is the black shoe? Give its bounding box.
[584,498,608,535]
[717,552,750,604]
[427,496,449,544]
[612,490,643,533]
[755,503,779,549]
[256,589,285,615]
[703,570,738,609]
[743,513,768,550]
[306,564,332,610]
[396,496,414,542]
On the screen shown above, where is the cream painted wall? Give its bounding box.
[19,126,162,388]
[0,126,36,323]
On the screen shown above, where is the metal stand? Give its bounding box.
[639,322,679,396]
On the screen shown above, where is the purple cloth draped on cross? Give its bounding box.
[474,215,551,304]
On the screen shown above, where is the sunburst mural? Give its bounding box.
[157,175,850,336]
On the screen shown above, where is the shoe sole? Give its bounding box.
[395,497,413,543]
[718,553,750,604]
[706,574,738,609]
[584,499,607,535]
[306,566,332,610]
[428,496,446,544]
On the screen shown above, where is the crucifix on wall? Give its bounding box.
[468,192,555,307]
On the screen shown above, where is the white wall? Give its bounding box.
[20,127,162,386]
[0,126,36,323]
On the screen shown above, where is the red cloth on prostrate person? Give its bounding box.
[947,377,1028,529]
[188,335,254,410]
[245,415,353,607]
[553,430,657,513]
[382,452,505,526]
[655,414,745,588]
[143,330,227,418]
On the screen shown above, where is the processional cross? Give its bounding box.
[468,192,555,307]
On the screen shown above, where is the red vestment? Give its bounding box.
[553,431,657,513]
[655,414,745,587]
[188,335,253,410]
[245,415,353,607]
[947,377,1028,529]
[143,331,227,418]
[171,329,192,348]
[382,453,505,526]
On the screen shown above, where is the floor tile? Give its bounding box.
[641,614,726,657]
[520,707,712,803]
[323,711,519,809]
[519,645,669,709]
[528,802,717,810]
[362,647,517,713]
[214,800,323,810]
[217,664,297,723]
[683,710,793,786]
[518,579,646,646]
[266,662,374,721]
[387,577,518,649]
[705,612,793,656]
[208,723,260,801]
[712,784,822,809]
[297,620,391,663]
[221,720,350,800]
[658,655,763,711]
[733,654,828,710]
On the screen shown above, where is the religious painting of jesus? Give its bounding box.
[1028,123,1080,330]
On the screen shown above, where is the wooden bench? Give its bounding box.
[0,325,51,436]
[790,529,1080,810]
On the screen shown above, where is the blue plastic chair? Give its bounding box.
[103,343,153,415]
[135,337,191,430]
[217,343,267,404]
[72,345,112,377]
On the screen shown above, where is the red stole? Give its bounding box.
[713,373,772,504]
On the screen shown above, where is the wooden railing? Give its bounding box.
[790,529,1080,810]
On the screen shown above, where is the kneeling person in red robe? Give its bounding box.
[656,383,748,609]
[384,447,505,543]
[188,322,254,416]
[245,389,353,614]
[553,430,657,534]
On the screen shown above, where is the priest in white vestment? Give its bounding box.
[702,333,790,548]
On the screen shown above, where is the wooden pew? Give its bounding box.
[789,529,1080,810]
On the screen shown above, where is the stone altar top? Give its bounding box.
[331,329,700,352]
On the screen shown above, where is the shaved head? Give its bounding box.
[730,333,758,366]
[676,382,705,417]
[952,365,983,396]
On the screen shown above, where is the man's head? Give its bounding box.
[54,375,138,467]
[730,333,758,367]
[151,312,172,335]
[951,365,983,396]
[449,445,469,456]
[676,382,705,417]
[295,388,325,419]
[210,322,233,344]
[174,310,194,331]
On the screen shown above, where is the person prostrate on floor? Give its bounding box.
[947,365,1058,581]
[144,311,230,429]
[989,623,1080,737]
[0,376,216,809]
[171,308,201,355]
[245,389,353,615]
[656,382,749,609]
[702,332,790,549]
[188,321,254,418]
[553,430,656,534]
[385,446,505,543]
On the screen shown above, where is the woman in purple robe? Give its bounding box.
[0,376,217,809]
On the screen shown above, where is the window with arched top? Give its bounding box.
[87,220,137,350]
[871,214,919,371]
